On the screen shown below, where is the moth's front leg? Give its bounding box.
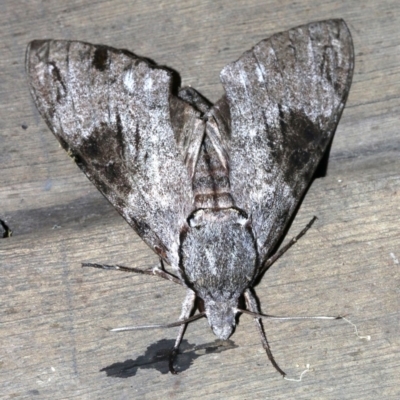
[244,288,286,377]
[169,288,197,374]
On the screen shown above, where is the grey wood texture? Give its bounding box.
[1,1,399,399]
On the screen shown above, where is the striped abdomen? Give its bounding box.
[192,135,233,209]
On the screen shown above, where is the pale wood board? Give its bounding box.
[1,0,399,399]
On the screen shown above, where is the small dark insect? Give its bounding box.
[0,219,13,238]
[26,19,354,376]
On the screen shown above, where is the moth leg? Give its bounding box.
[169,288,197,374]
[156,259,185,285]
[82,260,183,285]
[258,216,317,278]
[244,288,286,377]
[151,260,184,286]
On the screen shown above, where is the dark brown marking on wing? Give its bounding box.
[128,215,151,237]
[92,46,109,71]
[48,62,67,103]
[66,120,131,199]
[134,121,141,160]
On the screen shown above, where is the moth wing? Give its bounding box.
[26,40,199,269]
[216,19,354,259]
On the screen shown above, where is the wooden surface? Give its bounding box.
[1,1,399,399]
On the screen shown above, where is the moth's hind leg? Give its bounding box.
[244,289,286,377]
[82,259,184,285]
[169,289,197,374]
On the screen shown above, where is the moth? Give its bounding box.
[26,19,354,376]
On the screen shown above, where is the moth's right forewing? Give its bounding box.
[26,40,195,269]
[218,19,354,259]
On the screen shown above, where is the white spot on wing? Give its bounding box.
[255,64,264,83]
[123,69,135,93]
[144,76,153,92]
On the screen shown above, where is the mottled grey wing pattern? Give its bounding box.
[217,19,354,259]
[26,40,197,269]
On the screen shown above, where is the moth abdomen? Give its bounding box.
[192,136,233,209]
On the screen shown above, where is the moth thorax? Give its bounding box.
[180,208,258,339]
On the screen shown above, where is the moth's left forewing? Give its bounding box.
[217,19,354,260]
[26,40,196,269]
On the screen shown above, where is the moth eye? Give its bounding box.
[233,218,249,228]
[188,218,204,228]
[188,210,205,227]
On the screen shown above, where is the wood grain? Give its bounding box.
[1,1,399,399]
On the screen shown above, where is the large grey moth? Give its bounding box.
[26,19,354,376]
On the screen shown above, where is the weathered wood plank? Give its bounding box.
[1,0,399,399]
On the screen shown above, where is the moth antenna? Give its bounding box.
[82,262,183,285]
[238,308,341,321]
[259,216,317,277]
[110,312,206,332]
[284,364,310,382]
[239,309,369,340]
[342,317,371,340]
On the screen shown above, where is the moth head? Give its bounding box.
[203,298,237,340]
[180,208,258,340]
